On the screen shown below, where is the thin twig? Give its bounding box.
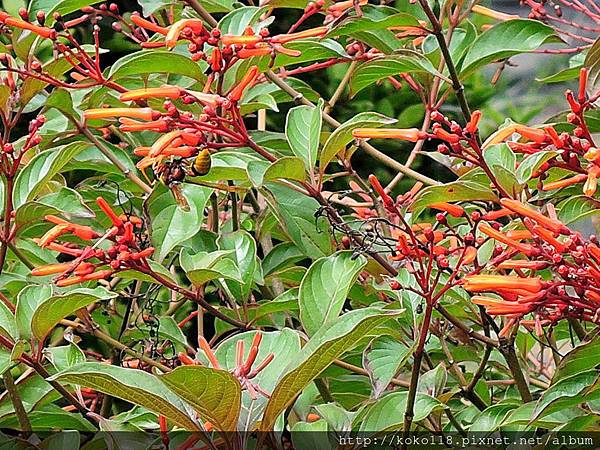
[3,369,32,436]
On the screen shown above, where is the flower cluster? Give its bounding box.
[31,198,153,286]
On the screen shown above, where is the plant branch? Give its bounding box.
[76,124,152,194]
[264,71,439,186]
[3,369,32,436]
[416,0,472,121]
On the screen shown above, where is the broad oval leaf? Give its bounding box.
[146,184,213,262]
[285,101,323,171]
[350,52,445,97]
[15,284,52,340]
[461,19,558,76]
[320,112,396,173]
[31,287,117,340]
[260,307,403,431]
[13,142,89,209]
[299,251,367,336]
[0,301,17,342]
[352,390,443,432]
[159,366,242,431]
[51,363,200,430]
[109,51,205,82]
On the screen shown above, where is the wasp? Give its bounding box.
[191,148,211,176]
[155,158,190,210]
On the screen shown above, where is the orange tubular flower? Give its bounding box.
[96,197,123,228]
[497,260,550,270]
[352,128,423,142]
[542,174,588,191]
[130,15,169,35]
[228,66,259,102]
[3,17,55,39]
[165,19,204,49]
[31,262,73,277]
[119,118,169,132]
[586,290,600,305]
[465,110,482,134]
[530,224,567,253]
[148,130,185,158]
[84,107,159,121]
[134,145,195,157]
[514,125,547,144]
[460,246,478,265]
[38,224,70,247]
[33,239,83,256]
[429,202,464,218]
[270,27,329,44]
[505,229,532,240]
[471,5,519,21]
[478,223,537,256]
[56,269,114,287]
[329,0,367,12]
[221,34,263,46]
[368,174,394,208]
[464,275,543,293]
[500,198,570,235]
[588,244,600,264]
[120,86,182,102]
[237,46,272,58]
[482,208,512,221]
[178,352,197,365]
[584,165,600,197]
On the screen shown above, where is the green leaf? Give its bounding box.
[330,11,419,38]
[469,401,520,432]
[260,307,403,431]
[180,249,243,285]
[299,251,366,336]
[199,329,302,431]
[352,391,443,432]
[52,363,201,430]
[28,0,103,26]
[557,195,600,225]
[285,101,322,171]
[44,88,80,121]
[158,366,241,431]
[247,157,306,188]
[350,52,445,96]
[0,301,16,342]
[13,142,89,208]
[516,150,559,183]
[108,51,205,82]
[482,144,519,194]
[533,371,600,420]
[411,180,497,216]
[44,344,86,372]
[146,184,212,261]
[218,6,268,35]
[554,336,600,382]
[263,183,333,258]
[262,242,305,276]
[461,19,558,75]
[15,284,52,340]
[217,230,259,303]
[363,336,412,398]
[31,287,117,340]
[585,36,600,91]
[320,112,396,173]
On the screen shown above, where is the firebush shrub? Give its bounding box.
[0,0,600,447]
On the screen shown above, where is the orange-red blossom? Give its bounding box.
[352,128,426,142]
[84,107,161,121]
[463,275,543,294]
[0,13,56,39]
[500,198,571,235]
